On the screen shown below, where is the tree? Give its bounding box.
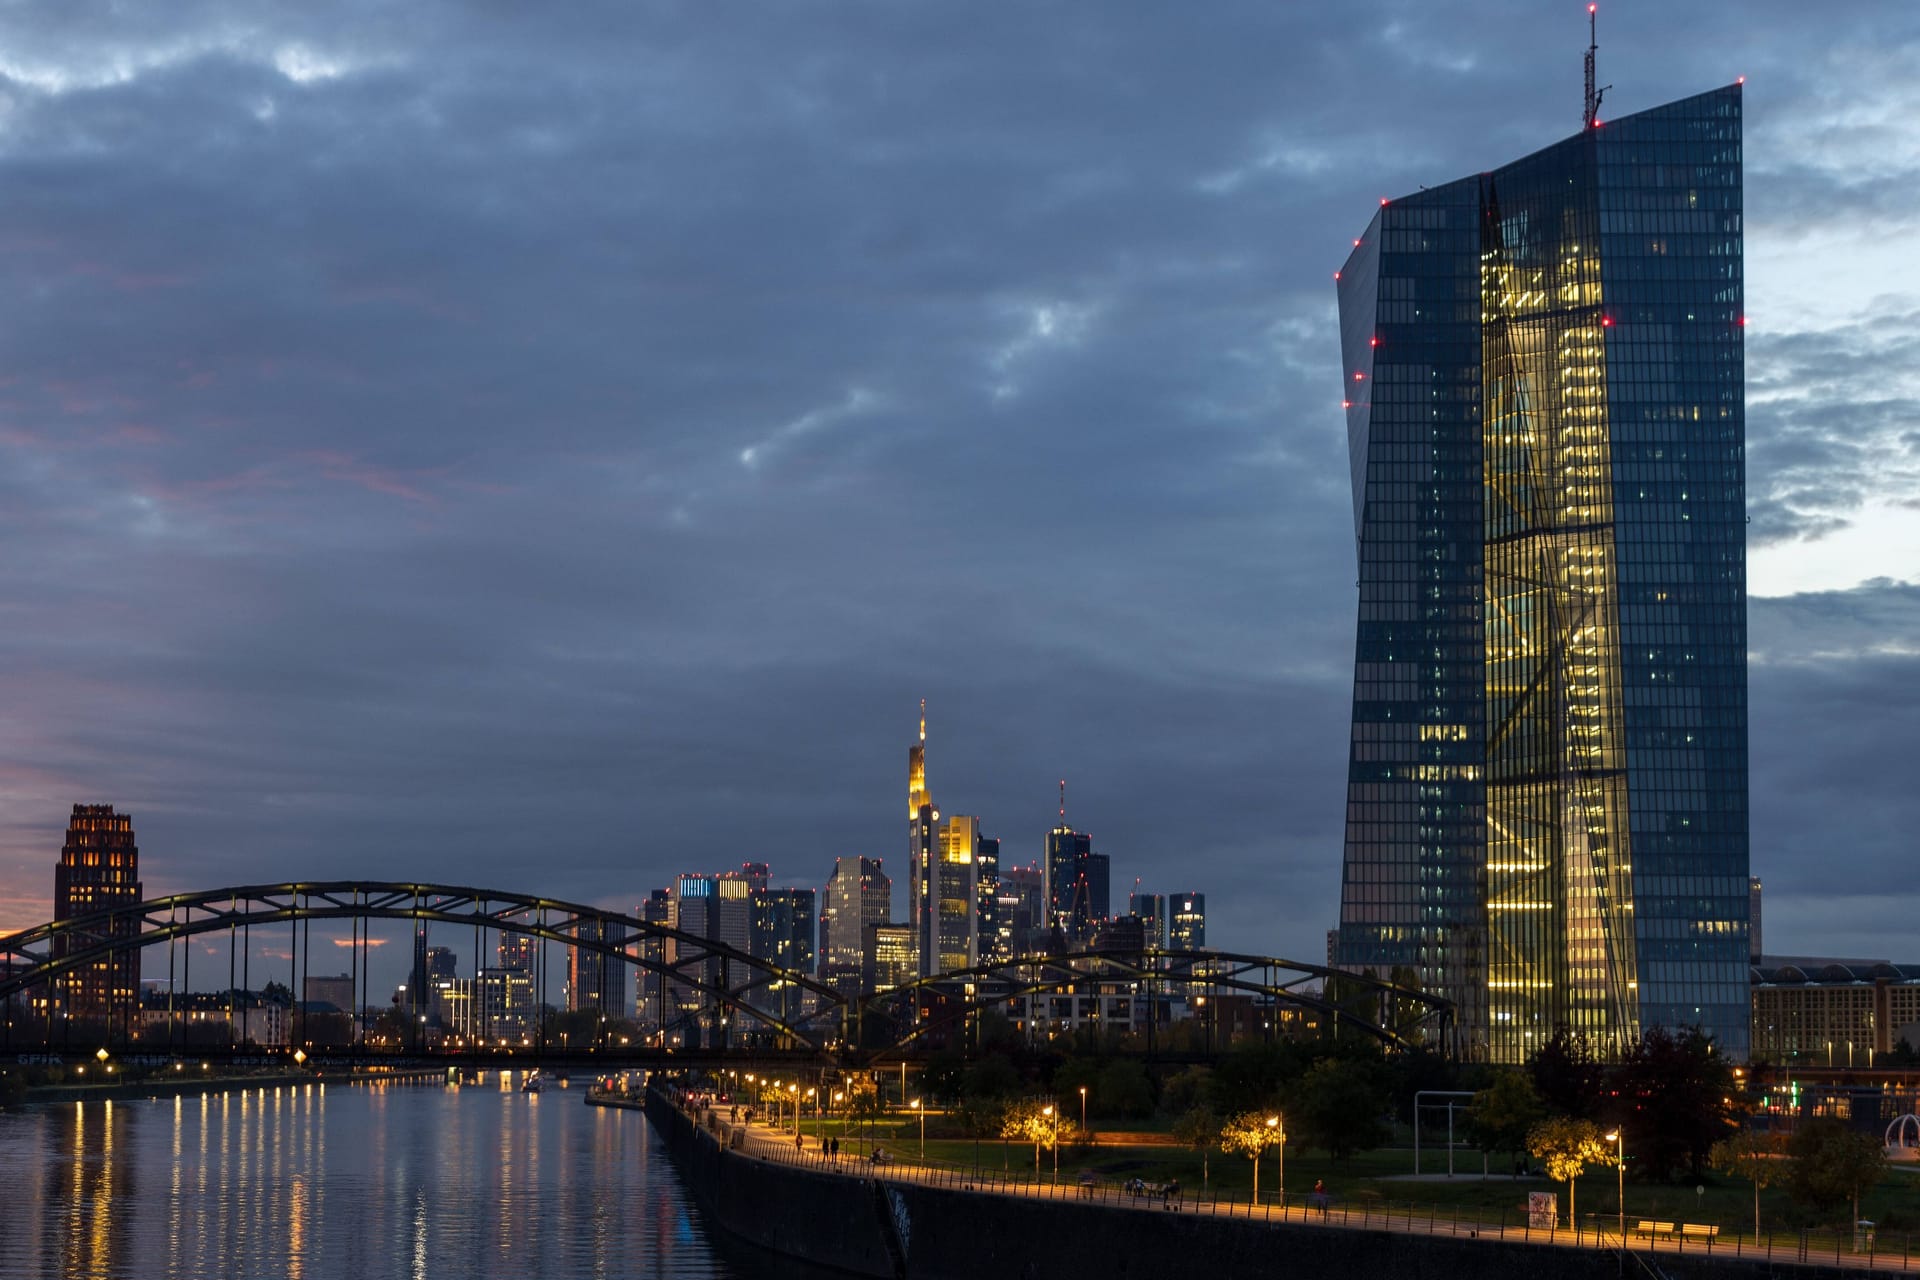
[1000,1097,1069,1179]
[1172,1105,1220,1189]
[1291,1058,1390,1164]
[846,1076,883,1148]
[961,1053,1022,1103]
[1159,1066,1211,1118]
[1612,1026,1739,1181]
[1094,1059,1154,1120]
[1787,1118,1886,1230]
[1710,1130,1789,1239]
[1527,1116,1608,1228]
[1207,1041,1291,1117]
[952,1092,1006,1173]
[1219,1110,1287,1204]
[1528,1029,1602,1120]
[1470,1070,1545,1170]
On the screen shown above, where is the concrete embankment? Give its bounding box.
[642,1089,1880,1280]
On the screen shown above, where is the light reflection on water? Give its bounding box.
[0,1080,820,1280]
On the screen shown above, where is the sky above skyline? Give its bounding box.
[0,1,1916,992]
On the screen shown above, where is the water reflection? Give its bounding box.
[0,1082,837,1280]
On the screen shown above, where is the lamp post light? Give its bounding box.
[912,1098,924,1159]
[1044,1104,1058,1181]
[1606,1130,1625,1245]
[1264,1115,1283,1208]
[1079,1085,1088,1136]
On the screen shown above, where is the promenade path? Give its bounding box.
[652,1092,1915,1278]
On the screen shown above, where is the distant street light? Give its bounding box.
[1606,1131,1625,1244]
[912,1098,925,1158]
[1079,1085,1088,1135]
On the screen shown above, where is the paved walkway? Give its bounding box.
[656,1095,1909,1277]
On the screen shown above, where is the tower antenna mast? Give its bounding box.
[1583,4,1610,130]
[1059,779,1067,823]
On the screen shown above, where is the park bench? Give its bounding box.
[1680,1224,1720,1241]
[1633,1221,1677,1238]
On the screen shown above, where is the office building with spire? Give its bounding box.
[907,700,934,976]
[1044,783,1107,949]
[1332,54,1750,1061]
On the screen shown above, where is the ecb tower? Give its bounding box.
[1333,84,1750,1063]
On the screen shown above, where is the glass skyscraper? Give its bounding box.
[1333,85,1750,1063]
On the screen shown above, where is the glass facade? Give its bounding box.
[1334,86,1749,1062]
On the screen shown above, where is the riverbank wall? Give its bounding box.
[642,1089,1881,1280]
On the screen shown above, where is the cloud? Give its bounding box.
[0,0,1913,986]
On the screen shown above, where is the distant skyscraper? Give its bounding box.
[908,702,935,975]
[1129,892,1166,950]
[927,815,979,974]
[865,923,916,994]
[1044,786,1093,947]
[821,856,890,993]
[425,946,458,981]
[52,804,142,1026]
[1333,83,1750,1062]
[740,862,771,893]
[1168,894,1206,951]
[1000,863,1047,958]
[567,917,627,1016]
[635,888,672,1026]
[976,835,1003,963]
[1045,790,1106,948]
[498,932,536,973]
[751,887,817,974]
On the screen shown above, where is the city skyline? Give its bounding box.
[0,3,1914,975]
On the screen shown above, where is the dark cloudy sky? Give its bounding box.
[0,1,1915,989]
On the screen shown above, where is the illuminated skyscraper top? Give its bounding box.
[1332,81,1750,1062]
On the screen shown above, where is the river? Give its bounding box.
[0,1077,834,1279]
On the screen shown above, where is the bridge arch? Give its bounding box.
[856,947,1454,1060]
[0,882,847,1053]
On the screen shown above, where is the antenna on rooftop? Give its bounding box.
[1059,779,1067,823]
[1583,4,1611,130]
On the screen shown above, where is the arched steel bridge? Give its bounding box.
[0,882,1452,1065]
[860,947,1454,1060]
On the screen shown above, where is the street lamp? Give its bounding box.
[1079,1085,1088,1135]
[912,1098,924,1159]
[1265,1115,1282,1208]
[1606,1130,1624,1244]
[1043,1104,1058,1181]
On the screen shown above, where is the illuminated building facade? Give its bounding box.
[1333,85,1750,1062]
[864,922,916,994]
[567,917,628,1016]
[929,815,979,973]
[51,804,143,1025]
[1168,894,1206,951]
[821,856,890,992]
[751,887,817,974]
[976,835,1002,964]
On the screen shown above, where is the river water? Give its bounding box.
[0,1077,831,1280]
